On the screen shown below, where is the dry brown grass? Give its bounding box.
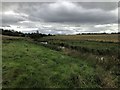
[46,34,119,42]
[1,35,23,40]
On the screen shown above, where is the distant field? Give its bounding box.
[2,35,119,88]
[2,35,23,40]
[40,34,120,56]
[42,34,119,42]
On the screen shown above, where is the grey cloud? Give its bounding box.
[18,2,117,24]
[39,9,117,24]
[1,2,118,34]
[2,2,117,24]
[77,2,118,11]
[2,2,19,11]
[1,14,26,26]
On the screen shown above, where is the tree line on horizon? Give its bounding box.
[1,28,120,38]
[76,32,120,35]
[1,29,53,39]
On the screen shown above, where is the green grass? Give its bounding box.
[41,34,120,56]
[2,35,119,88]
[2,39,102,88]
[39,35,119,88]
[66,41,119,49]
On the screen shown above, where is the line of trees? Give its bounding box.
[1,29,25,37]
[76,32,120,35]
[1,29,53,39]
[1,28,120,38]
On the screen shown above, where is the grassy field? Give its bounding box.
[42,34,119,42]
[2,35,120,88]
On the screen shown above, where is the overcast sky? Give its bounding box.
[1,1,118,34]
